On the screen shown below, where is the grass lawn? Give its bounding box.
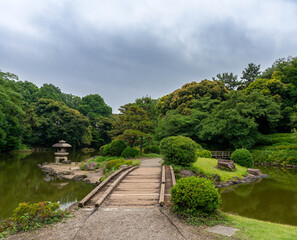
[193,158,247,182]
[226,213,297,240]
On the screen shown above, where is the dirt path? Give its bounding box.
[7,158,216,240]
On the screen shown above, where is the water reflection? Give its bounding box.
[0,151,96,221]
[220,166,297,225]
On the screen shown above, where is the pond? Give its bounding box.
[220,166,297,226]
[0,151,96,222]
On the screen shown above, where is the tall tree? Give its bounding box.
[212,72,240,90]
[112,104,153,153]
[241,63,261,87]
[78,94,112,147]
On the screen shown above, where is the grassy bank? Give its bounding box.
[226,213,297,240]
[193,157,247,182]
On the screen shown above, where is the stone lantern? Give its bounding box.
[52,140,72,163]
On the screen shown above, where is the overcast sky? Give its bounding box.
[1,0,297,112]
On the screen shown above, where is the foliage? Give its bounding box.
[109,140,127,156]
[143,145,160,154]
[0,201,65,235]
[212,72,240,90]
[171,176,221,215]
[156,80,229,115]
[160,136,198,166]
[198,150,212,158]
[241,63,261,87]
[121,147,140,158]
[34,99,92,148]
[141,153,163,158]
[78,94,112,119]
[197,91,281,148]
[252,149,297,165]
[193,158,248,182]
[231,149,254,168]
[111,104,153,153]
[134,96,159,124]
[101,144,111,156]
[81,155,113,170]
[103,159,140,175]
[90,116,112,148]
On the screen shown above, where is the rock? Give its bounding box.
[84,162,98,171]
[247,168,262,176]
[63,171,72,175]
[62,159,72,164]
[180,170,196,178]
[232,176,241,181]
[73,174,87,180]
[217,159,235,170]
[211,174,221,183]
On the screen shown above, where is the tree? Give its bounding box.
[241,63,261,87]
[135,96,158,123]
[197,91,281,149]
[78,94,112,147]
[0,71,24,151]
[156,80,228,115]
[33,83,65,102]
[112,104,153,153]
[212,72,240,90]
[34,99,92,148]
[78,94,112,120]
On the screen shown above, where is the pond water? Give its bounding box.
[220,166,297,226]
[0,151,96,221]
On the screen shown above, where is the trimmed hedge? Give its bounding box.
[171,177,221,214]
[231,149,254,168]
[121,147,140,158]
[160,136,198,166]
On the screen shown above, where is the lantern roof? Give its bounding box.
[52,140,72,148]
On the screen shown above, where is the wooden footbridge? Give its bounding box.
[79,161,176,209]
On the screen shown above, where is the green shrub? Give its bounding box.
[109,140,127,156]
[0,202,65,235]
[198,150,212,158]
[121,147,140,158]
[160,136,198,166]
[104,159,125,172]
[231,149,254,168]
[143,145,160,154]
[171,177,221,214]
[101,144,112,156]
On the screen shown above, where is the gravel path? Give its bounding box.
[7,207,216,240]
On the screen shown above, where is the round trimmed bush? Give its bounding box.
[160,136,197,166]
[231,148,254,168]
[171,176,221,214]
[109,140,127,156]
[121,147,140,158]
[198,150,212,158]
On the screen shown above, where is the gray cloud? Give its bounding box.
[1,0,297,112]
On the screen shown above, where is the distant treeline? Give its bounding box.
[1,56,297,152]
